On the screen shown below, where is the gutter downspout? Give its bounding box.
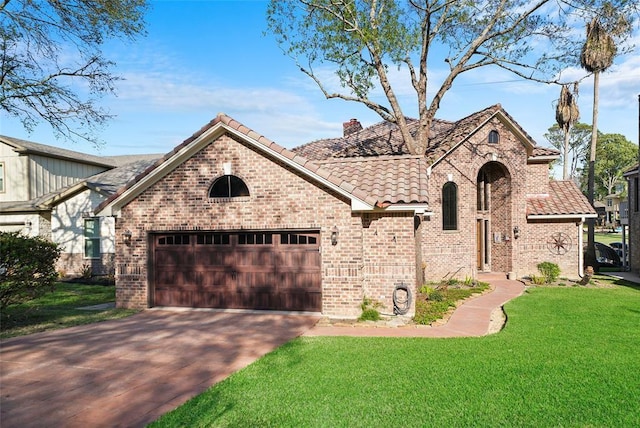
[579,217,585,277]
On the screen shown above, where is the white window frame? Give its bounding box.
[84,218,101,259]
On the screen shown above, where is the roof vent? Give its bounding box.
[343,118,362,137]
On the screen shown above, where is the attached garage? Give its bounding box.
[151,230,321,311]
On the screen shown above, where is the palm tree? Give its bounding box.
[581,15,616,272]
[555,84,580,180]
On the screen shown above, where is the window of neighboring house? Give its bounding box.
[209,175,250,198]
[442,182,458,231]
[84,218,100,258]
[488,130,499,144]
[606,199,613,207]
[0,162,4,193]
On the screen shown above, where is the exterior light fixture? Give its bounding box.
[123,230,132,245]
[331,226,339,246]
[513,226,520,239]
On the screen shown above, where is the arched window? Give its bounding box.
[442,182,458,231]
[488,130,500,144]
[209,175,250,198]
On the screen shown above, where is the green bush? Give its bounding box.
[0,232,61,312]
[359,297,383,322]
[537,262,560,284]
[428,290,444,301]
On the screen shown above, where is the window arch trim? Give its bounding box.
[442,181,458,231]
[209,174,250,198]
[488,130,500,144]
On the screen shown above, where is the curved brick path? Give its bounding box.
[304,272,526,338]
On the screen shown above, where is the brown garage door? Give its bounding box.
[152,231,321,311]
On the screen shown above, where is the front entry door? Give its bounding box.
[476,218,490,271]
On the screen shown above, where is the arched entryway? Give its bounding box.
[476,162,512,272]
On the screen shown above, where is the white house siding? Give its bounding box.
[52,189,115,276]
[0,213,41,235]
[29,155,107,200]
[0,143,29,202]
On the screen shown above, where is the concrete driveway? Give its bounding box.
[0,310,319,428]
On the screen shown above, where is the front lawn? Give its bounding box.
[151,277,640,427]
[0,282,138,339]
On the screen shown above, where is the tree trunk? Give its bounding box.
[563,128,570,180]
[585,71,600,273]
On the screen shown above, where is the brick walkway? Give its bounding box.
[304,272,525,337]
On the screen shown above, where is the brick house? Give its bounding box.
[624,164,640,274]
[97,105,596,318]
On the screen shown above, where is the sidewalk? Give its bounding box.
[604,270,640,284]
[304,272,525,338]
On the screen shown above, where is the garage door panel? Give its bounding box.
[153,231,321,311]
[155,250,193,266]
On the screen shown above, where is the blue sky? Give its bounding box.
[1,0,639,160]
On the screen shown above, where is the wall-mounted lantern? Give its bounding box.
[331,226,339,246]
[513,226,520,239]
[123,230,132,245]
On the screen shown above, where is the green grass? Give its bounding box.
[588,230,623,245]
[151,277,640,427]
[0,282,138,339]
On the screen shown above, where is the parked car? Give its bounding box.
[594,242,622,267]
[610,242,628,263]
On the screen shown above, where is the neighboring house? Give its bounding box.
[97,105,596,318]
[624,164,640,274]
[593,201,606,227]
[603,193,623,228]
[0,135,160,276]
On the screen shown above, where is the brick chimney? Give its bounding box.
[343,118,362,137]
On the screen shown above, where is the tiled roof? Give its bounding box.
[318,155,429,205]
[527,181,596,217]
[293,118,456,160]
[531,146,560,157]
[97,113,390,215]
[292,105,554,166]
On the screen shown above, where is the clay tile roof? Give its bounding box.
[527,181,596,217]
[531,146,560,157]
[96,113,382,214]
[317,155,429,205]
[292,105,508,163]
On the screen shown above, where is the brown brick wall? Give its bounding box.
[421,117,582,282]
[114,133,416,317]
[515,220,581,279]
[361,212,417,316]
[628,173,640,274]
[57,253,115,277]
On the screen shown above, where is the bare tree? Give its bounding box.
[267,0,638,155]
[0,0,148,147]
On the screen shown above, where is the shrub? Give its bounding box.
[537,262,560,284]
[0,232,61,312]
[80,263,92,279]
[359,297,383,322]
[428,290,444,301]
[530,275,547,285]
